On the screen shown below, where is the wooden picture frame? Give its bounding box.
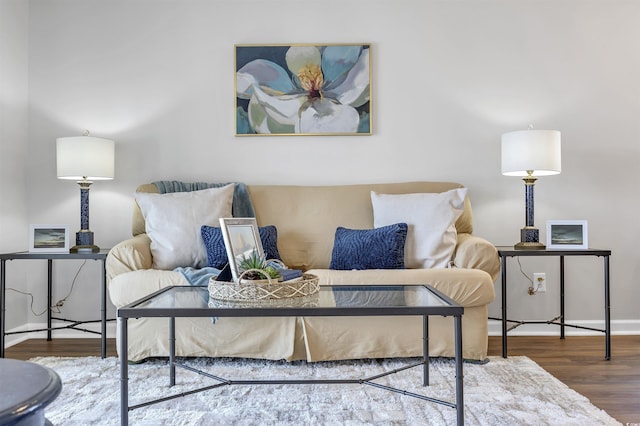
[219,217,264,282]
[546,220,588,249]
[29,224,70,253]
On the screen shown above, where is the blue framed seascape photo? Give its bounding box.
[235,43,372,136]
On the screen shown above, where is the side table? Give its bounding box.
[1,250,110,358]
[0,358,62,425]
[492,247,611,360]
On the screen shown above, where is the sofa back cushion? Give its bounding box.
[248,182,472,270]
[132,181,473,271]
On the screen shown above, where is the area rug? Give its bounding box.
[30,356,620,426]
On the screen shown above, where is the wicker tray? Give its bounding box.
[208,292,319,309]
[208,273,319,302]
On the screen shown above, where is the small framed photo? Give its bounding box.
[219,217,264,282]
[546,220,588,249]
[29,224,70,253]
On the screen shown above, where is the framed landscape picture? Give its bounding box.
[29,224,69,253]
[546,220,588,249]
[235,43,372,136]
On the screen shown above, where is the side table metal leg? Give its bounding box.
[501,255,508,358]
[455,314,464,426]
[119,317,129,426]
[1,259,6,358]
[101,259,107,359]
[47,259,53,341]
[560,256,565,339]
[604,255,611,360]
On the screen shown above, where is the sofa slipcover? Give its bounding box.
[107,181,499,362]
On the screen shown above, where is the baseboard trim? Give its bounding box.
[488,319,640,336]
[4,321,117,348]
[5,319,638,349]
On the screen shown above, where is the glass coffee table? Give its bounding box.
[117,284,465,426]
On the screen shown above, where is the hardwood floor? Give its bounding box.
[5,335,639,424]
[488,335,640,425]
[5,338,118,359]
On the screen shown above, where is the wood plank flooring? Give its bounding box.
[488,335,640,425]
[5,335,640,424]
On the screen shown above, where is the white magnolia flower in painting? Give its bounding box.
[236,45,370,134]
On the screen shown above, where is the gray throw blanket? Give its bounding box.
[175,267,221,323]
[153,180,255,218]
[175,266,222,287]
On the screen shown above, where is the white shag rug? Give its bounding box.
[30,356,621,426]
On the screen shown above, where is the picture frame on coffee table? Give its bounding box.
[546,220,588,249]
[219,217,265,281]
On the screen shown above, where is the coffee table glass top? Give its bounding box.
[118,285,463,318]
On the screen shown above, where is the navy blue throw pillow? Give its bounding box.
[258,226,281,260]
[329,223,408,270]
[201,225,282,269]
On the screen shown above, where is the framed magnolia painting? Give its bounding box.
[235,43,372,136]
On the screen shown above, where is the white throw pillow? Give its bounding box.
[135,184,235,270]
[371,188,467,269]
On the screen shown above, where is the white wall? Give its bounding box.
[0,0,29,331]
[9,0,640,337]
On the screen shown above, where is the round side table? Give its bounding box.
[0,358,62,426]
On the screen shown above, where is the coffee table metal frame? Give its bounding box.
[117,284,465,426]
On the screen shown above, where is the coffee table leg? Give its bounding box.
[423,315,429,386]
[170,317,176,387]
[119,317,129,426]
[455,314,464,426]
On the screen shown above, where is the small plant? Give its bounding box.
[237,250,280,280]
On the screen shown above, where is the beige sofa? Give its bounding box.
[107,181,499,362]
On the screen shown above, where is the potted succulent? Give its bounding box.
[237,250,280,283]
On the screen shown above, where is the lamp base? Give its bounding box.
[514,241,546,250]
[71,229,99,253]
[514,226,546,250]
[70,245,100,253]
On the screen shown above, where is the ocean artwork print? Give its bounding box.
[235,43,371,136]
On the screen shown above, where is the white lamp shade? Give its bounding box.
[501,130,561,176]
[56,136,115,180]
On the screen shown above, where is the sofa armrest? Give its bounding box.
[453,233,500,281]
[106,234,153,282]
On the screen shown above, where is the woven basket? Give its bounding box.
[208,292,320,309]
[208,273,320,302]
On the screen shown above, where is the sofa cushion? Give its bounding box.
[371,188,467,269]
[307,267,496,308]
[201,225,282,269]
[134,184,234,270]
[246,182,472,270]
[329,223,408,270]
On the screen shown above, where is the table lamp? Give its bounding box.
[501,129,561,249]
[56,134,115,253]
